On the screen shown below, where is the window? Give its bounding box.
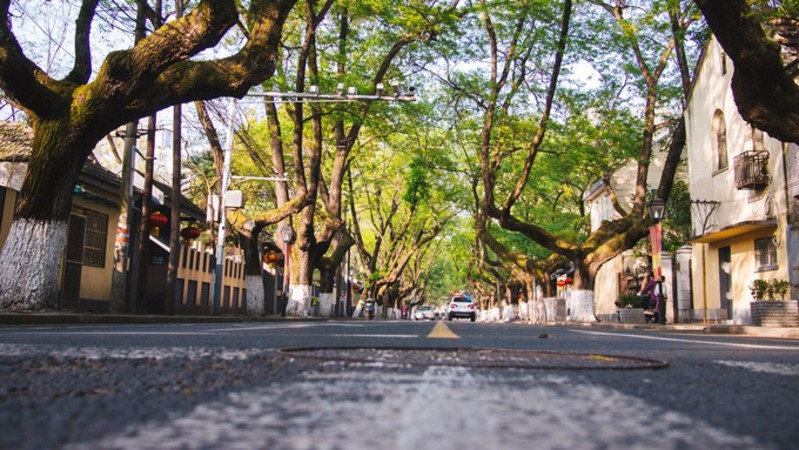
[82,211,108,267]
[754,237,778,271]
[712,110,728,171]
[720,52,727,76]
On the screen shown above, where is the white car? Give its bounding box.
[414,305,436,321]
[447,295,476,322]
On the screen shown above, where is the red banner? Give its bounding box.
[650,222,662,280]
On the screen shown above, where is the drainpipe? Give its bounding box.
[702,243,708,324]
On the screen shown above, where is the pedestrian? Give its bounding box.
[638,271,666,324]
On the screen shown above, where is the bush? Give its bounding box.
[750,279,792,301]
[618,293,644,308]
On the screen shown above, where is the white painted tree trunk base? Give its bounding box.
[567,290,597,322]
[544,297,558,321]
[245,275,265,317]
[352,300,364,318]
[319,293,335,317]
[286,284,311,317]
[0,219,67,311]
[502,303,515,322]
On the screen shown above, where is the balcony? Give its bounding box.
[734,150,769,190]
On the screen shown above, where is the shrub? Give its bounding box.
[618,293,644,308]
[750,279,792,301]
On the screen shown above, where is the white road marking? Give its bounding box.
[330,334,418,338]
[570,329,799,351]
[715,360,799,376]
[67,367,770,450]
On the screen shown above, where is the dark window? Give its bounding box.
[233,287,240,308]
[175,278,185,304]
[181,246,188,269]
[189,249,195,270]
[712,111,728,172]
[82,211,108,267]
[721,51,726,75]
[754,237,778,271]
[224,286,231,308]
[200,282,211,307]
[0,187,6,232]
[187,280,198,305]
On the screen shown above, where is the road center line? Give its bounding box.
[427,321,459,339]
[569,329,799,351]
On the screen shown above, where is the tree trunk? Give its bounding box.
[242,233,266,317]
[0,220,69,310]
[567,289,597,322]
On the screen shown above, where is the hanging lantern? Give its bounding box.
[180,225,202,241]
[264,250,281,266]
[149,211,168,236]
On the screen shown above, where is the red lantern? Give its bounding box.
[149,211,168,236]
[264,251,281,264]
[180,226,201,241]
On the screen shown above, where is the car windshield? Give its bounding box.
[452,297,471,303]
[418,306,432,310]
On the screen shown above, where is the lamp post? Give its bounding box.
[648,196,666,324]
[280,224,295,317]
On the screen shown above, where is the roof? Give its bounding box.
[690,219,777,244]
[0,122,204,219]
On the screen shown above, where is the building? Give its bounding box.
[583,148,684,323]
[684,36,799,324]
[0,122,249,314]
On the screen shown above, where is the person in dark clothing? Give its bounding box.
[639,271,666,324]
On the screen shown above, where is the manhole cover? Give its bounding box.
[278,348,667,370]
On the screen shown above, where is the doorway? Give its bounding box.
[62,214,86,310]
[718,246,732,320]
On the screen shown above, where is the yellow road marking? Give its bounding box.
[427,321,460,339]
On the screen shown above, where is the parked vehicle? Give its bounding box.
[447,295,476,322]
[364,298,375,320]
[414,305,435,321]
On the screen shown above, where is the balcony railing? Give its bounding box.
[734,150,769,190]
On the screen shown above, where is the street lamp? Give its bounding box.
[280,224,295,317]
[280,224,295,244]
[648,196,666,324]
[649,196,666,223]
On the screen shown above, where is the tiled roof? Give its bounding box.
[0,122,33,162]
[0,122,204,219]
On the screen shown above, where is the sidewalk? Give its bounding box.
[0,312,273,326]
[560,320,799,339]
[2,312,799,339]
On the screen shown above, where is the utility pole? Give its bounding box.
[212,99,236,315]
[165,0,184,316]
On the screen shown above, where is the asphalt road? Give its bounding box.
[1,319,798,449]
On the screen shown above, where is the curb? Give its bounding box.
[0,313,319,326]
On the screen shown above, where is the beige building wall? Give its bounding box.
[685,37,792,324]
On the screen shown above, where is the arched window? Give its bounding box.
[711,110,728,171]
